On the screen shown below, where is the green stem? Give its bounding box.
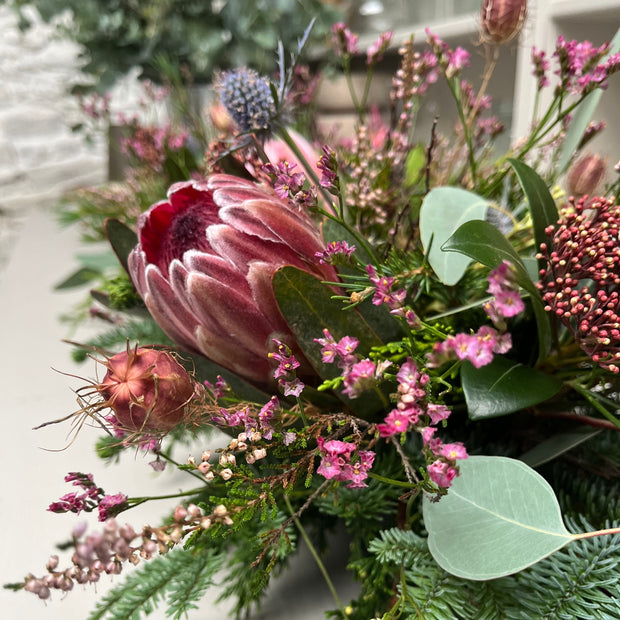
[446,77,477,186]
[128,487,206,506]
[282,493,347,617]
[368,472,417,489]
[569,382,620,431]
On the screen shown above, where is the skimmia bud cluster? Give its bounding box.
[538,196,620,373]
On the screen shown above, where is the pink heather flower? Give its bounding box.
[532,47,550,88]
[318,437,357,458]
[449,333,480,361]
[282,378,305,397]
[317,145,338,189]
[367,31,393,66]
[315,240,356,265]
[314,328,340,363]
[447,47,470,76]
[437,442,468,461]
[494,289,526,317]
[487,260,512,295]
[263,129,321,183]
[314,329,359,368]
[342,359,378,398]
[341,461,370,488]
[317,454,343,479]
[421,426,439,448]
[428,460,458,488]
[128,175,337,385]
[331,22,359,57]
[204,375,230,399]
[97,493,128,522]
[426,403,451,425]
[282,431,297,446]
[258,396,279,440]
[377,409,411,437]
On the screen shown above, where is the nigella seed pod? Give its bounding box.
[481,0,527,44]
[99,346,196,432]
[567,153,607,197]
[128,174,338,384]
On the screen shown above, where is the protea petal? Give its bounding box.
[128,173,339,384]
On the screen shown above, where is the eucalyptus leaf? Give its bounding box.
[423,456,574,580]
[104,218,138,274]
[507,158,558,272]
[420,187,489,285]
[462,357,562,419]
[442,219,552,358]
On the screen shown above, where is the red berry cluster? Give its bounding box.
[538,196,620,373]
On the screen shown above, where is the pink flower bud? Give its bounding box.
[567,153,606,197]
[98,346,196,432]
[128,175,337,385]
[481,0,527,44]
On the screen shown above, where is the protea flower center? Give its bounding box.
[99,347,196,432]
[128,174,338,384]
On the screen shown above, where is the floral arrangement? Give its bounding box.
[8,2,620,618]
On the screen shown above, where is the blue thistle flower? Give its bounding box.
[216,68,276,133]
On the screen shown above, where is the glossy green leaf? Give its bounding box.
[507,158,558,272]
[520,427,601,468]
[442,219,552,358]
[273,266,390,417]
[105,218,138,274]
[420,187,489,285]
[557,27,620,172]
[462,357,563,419]
[423,456,574,580]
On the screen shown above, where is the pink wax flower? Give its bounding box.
[128,175,337,384]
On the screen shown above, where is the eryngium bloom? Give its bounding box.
[128,174,338,384]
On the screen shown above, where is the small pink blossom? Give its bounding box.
[428,460,458,488]
[377,409,411,438]
[426,403,451,425]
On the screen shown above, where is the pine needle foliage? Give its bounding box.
[366,520,620,620]
[87,548,224,620]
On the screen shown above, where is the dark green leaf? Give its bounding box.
[507,158,558,272]
[105,218,138,274]
[519,427,601,468]
[273,266,390,417]
[442,219,552,358]
[462,356,562,419]
[54,266,102,289]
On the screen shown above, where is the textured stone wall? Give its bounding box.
[0,6,106,214]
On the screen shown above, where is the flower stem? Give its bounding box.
[128,487,206,506]
[368,472,417,489]
[282,493,347,618]
[568,382,620,431]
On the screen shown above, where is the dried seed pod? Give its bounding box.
[481,0,527,44]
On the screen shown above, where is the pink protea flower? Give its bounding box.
[128,174,337,384]
[99,346,197,432]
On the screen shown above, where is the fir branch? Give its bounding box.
[87,548,223,620]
